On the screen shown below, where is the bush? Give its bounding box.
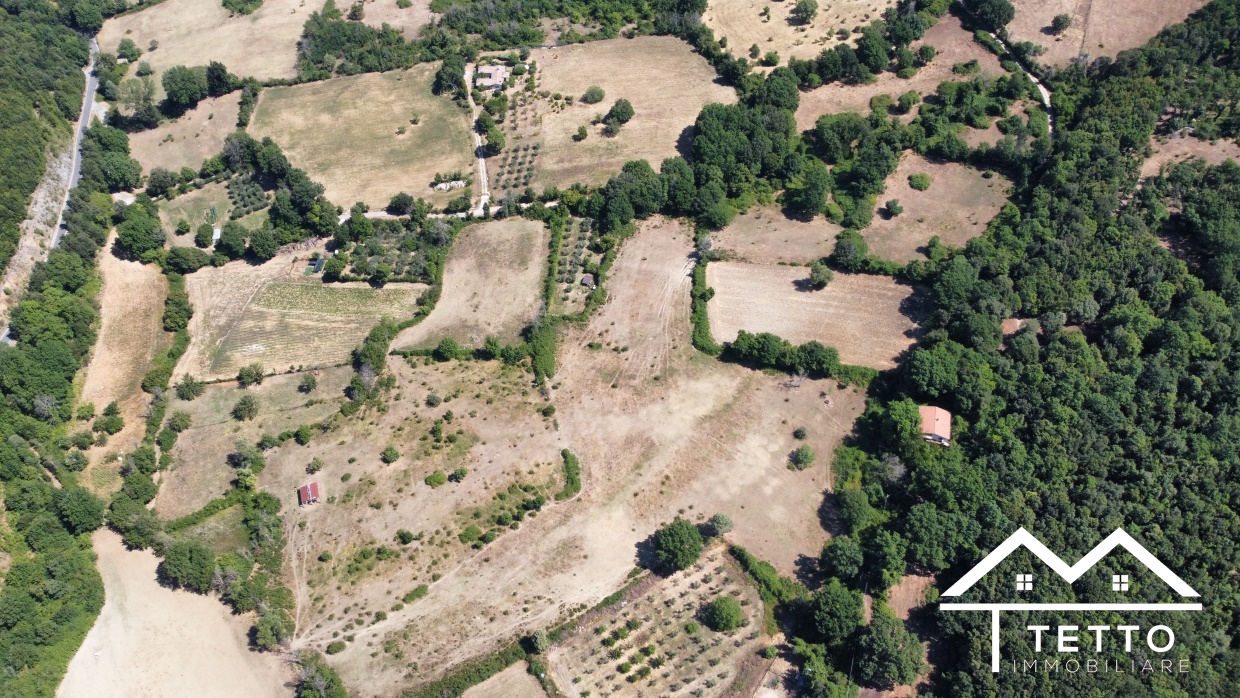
[793,426,808,440]
[307,457,324,474]
[176,373,205,400]
[381,445,400,463]
[168,410,192,432]
[707,513,734,537]
[807,262,833,289]
[232,394,259,421]
[605,99,634,125]
[652,517,703,571]
[396,529,415,544]
[458,525,483,543]
[885,199,903,217]
[1050,13,1072,34]
[159,540,216,593]
[789,445,816,470]
[554,449,581,500]
[403,584,429,603]
[299,374,318,393]
[425,470,447,487]
[237,363,265,387]
[908,173,931,191]
[326,641,346,655]
[700,596,744,632]
[581,85,605,104]
[319,551,332,562]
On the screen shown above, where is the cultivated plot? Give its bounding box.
[523,37,736,190]
[157,182,230,239]
[128,92,241,175]
[706,262,924,369]
[703,0,895,65]
[795,13,1004,130]
[249,64,475,208]
[1007,0,1209,67]
[97,0,305,91]
[710,205,842,264]
[863,152,1009,262]
[393,218,549,349]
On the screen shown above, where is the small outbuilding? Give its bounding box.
[918,406,952,447]
[298,481,321,506]
[581,273,595,288]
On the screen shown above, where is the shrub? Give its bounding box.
[605,99,634,125]
[789,445,816,470]
[176,373,205,400]
[381,445,400,463]
[403,584,429,603]
[326,641,346,655]
[581,85,605,104]
[807,262,833,289]
[885,199,903,217]
[425,470,447,487]
[396,529,415,544]
[319,551,333,562]
[700,596,744,632]
[1050,13,1072,34]
[307,457,324,474]
[652,517,703,571]
[908,173,931,191]
[299,374,318,393]
[458,525,483,543]
[793,426,808,440]
[168,410,192,432]
[232,394,259,421]
[707,513,734,537]
[237,363,265,387]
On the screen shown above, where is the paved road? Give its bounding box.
[53,37,101,247]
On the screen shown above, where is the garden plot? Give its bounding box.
[1007,0,1209,67]
[703,0,895,66]
[157,182,229,243]
[249,64,475,209]
[128,92,241,175]
[549,218,602,315]
[706,262,925,369]
[710,205,842,264]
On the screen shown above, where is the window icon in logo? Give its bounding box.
[1015,573,1033,591]
[1112,574,1129,591]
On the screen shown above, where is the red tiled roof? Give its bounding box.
[918,406,952,440]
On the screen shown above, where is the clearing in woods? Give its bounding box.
[174,246,425,381]
[516,38,736,191]
[158,183,229,244]
[360,0,436,36]
[794,13,1004,131]
[706,262,925,370]
[97,0,305,93]
[710,205,842,264]
[249,64,476,209]
[1140,135,1240,179]
[461,662,547,698]
[393,218,548,349]
[1007,0,1210,67]
[266,218,864,695]
[128,92,242,175]
[862,152,1010,262]
[703,0,896,66]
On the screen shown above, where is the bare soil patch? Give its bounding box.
[706,262,924,369]
[394,218,548,349]
[516,38,736,191]
[1140,134,1240,179]
[57,529,291,698]
[249,64,475,208]
[711,205,842,264]
[97,0,305,92]
[863,152,1009,262]
[1,140,72,329]
[704,0,895,66]
[359,0,436,36]
[129,92,242,175]
[795,13,1004,131]
[1007,0,1209,68]
[461,661,547,698]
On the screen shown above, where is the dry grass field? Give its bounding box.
[517,38,736,190]
[545,549,768,698]
[157,182,230,238]
[128,92,241,175]
[97,0,305,94]
[249,64,475,208]
[703,0,895,65]
[174,246,426,381]
[242,218,865,695]
[706,262,925,369]
[795,13,1003,130]
[1007,0,1209,67]
[393,218,549,349]
[863,152,1009,262]
[461,662,547,698]
[1140,135,1240,179]
[711,205,842,264]
[359,0,436,36]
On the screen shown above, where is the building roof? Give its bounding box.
[477,64,508,77]
[918,405,951,440]
[298,481,320,504]
[581,273,594,285]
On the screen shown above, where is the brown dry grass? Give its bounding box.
[703,0,895,65]
[521,37,736,190]
[1007,0,1209,68]
[97,0,305,93]
[795,13,1004,131]
[706,262,925,369]
[711,205,842,264]
[359,0,436,36]
[158,182,231,243]
[249,64,476,209]
[128,92,241,175]
[1140,134,1240,179]
[863,152,1010,262]
[394,218,549,349]
[249,218,864,694]
[461,662,547,698]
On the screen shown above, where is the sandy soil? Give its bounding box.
[704,0,895,65]
[57,529,292,698]
[359,0,435,36]
[1140,134,1240,179]
[523,37,737,190]
[253,218,864,694]
[98,0,305,94]
[393,218,549,348]
[0,141,72,328]
[461,661,547,698]
[711,205,842,264]
[863,152,1009,262]
[1007,0,1209,67]
[129,92,242,175]
[706,262,924,370]
[795,13,1004,130]
[249,64,475,209]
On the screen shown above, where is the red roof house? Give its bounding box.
[298,481,321,506]
[918,406,952,447]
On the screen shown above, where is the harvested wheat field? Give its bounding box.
[706,262,925,369]
[98,0,305,92]
[154,367,354,519]
[704,0,894,66]
[360,0,436,36]
[58,530,290,698]
[1007,0,1209,67]
[1140,135,1240,179]
[525,37,736,189]
[863,152,1009,262]
[461,662,547,698]
[250,64,475,208]
[795,13,1003,130]
[394,218,548,349]
[711,205,842,264]
[129,92,241,174]
[267,218,863,695]
[175,246,425,381]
